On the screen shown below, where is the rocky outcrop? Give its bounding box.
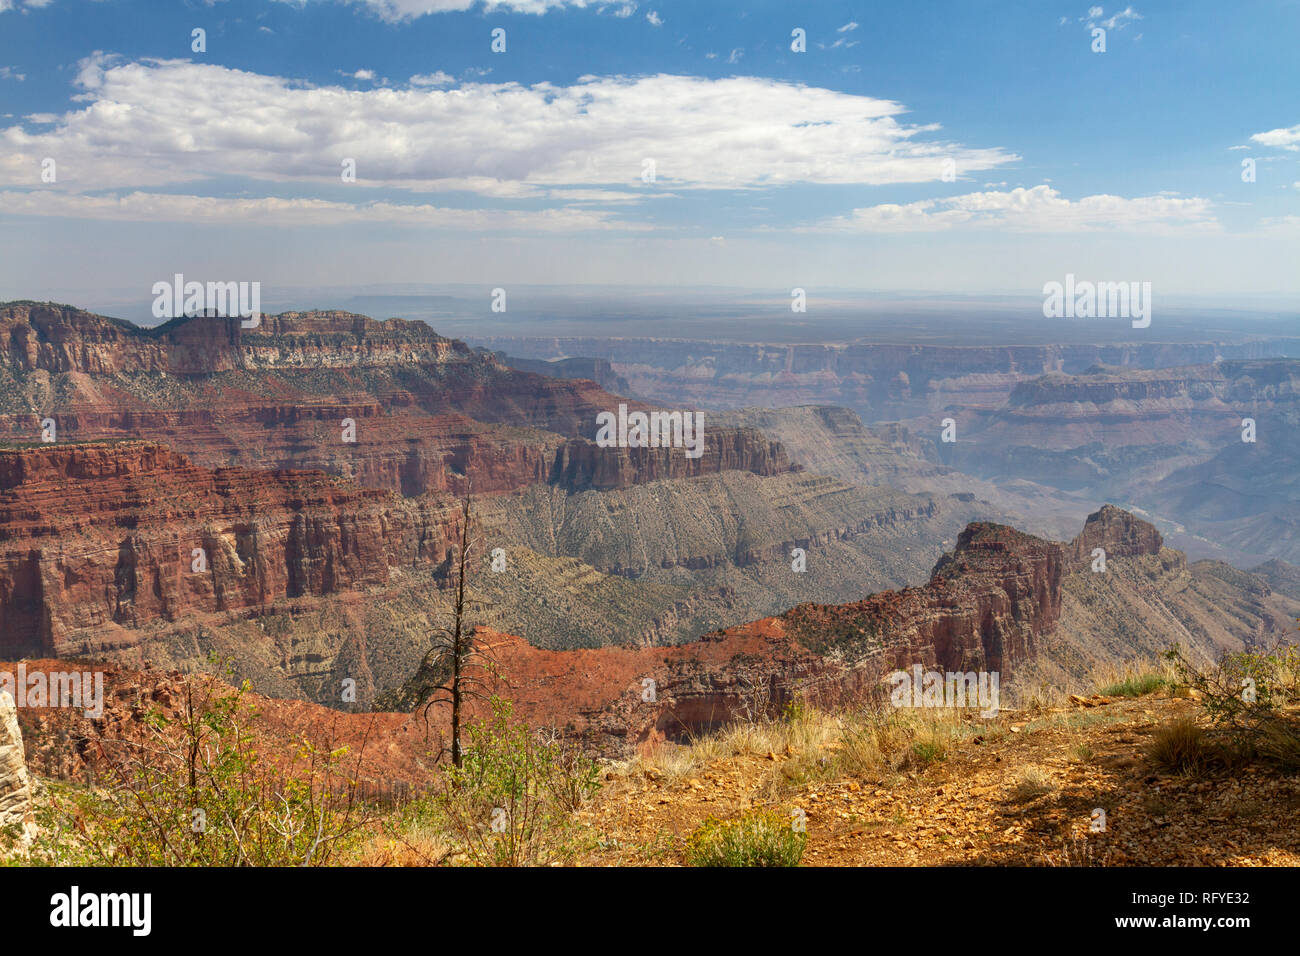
[0,691,35,849]
[494,352,633,395]
[386,515,1076,756]
[14,506,1281,768]
[0,303,467,376]
[548,427,792,491]
[1067,504,1163,570]
[785,521,1064,676]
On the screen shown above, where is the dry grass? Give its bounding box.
[1147,715,1209,775]
[633,704,988,801]
[1089,658,1179,698]
[1256,713,1300,771]
[354,820,455,867]
[1008,765,1056,803]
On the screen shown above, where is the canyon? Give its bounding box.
[1,299,1294,742]
[0,302,985,703]
[485,332,1299,566]
[10,505,1296,784]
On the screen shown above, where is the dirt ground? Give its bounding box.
[575,694,1300,866]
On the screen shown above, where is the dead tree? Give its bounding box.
[415,492,501,768]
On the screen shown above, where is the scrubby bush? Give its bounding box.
[1099,671,1169,698]
[430,697,601,866]
[20,671,375,866]
[1009,765,1055,802]
[685,809,806,867]
[1147,715,1209,775]
[1163,644,1300,770]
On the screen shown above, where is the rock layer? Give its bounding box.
[0,691,35,846]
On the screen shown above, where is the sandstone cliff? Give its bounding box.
[0,441,456,657]
[0,302,794,499]
[0,691,35,849]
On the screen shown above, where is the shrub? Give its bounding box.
[908,739,948,767]
[19,671,375,866]
[1164,644,1300,768]
[685,809,806,867]
[1256,719,1300,772]
[431,697,600,866]
[1009,766,1055,802]
[1147,716,1208,775]
[1099,672,1168,698]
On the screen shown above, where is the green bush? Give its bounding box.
[1167,645,1299,720]
[431,697,601,866]
[1163,644,1300,770]
[685,809,806,867]
[1099,672,1168,698]
[14,672,374,866]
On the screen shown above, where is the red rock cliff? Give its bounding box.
[0,442,458,658]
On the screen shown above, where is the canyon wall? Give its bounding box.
[0,442,456,657]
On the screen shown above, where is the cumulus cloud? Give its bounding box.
[804,185,1217,235]
[1251,124,1300,151]
[0,57,1018,196]
[645,8,661,26]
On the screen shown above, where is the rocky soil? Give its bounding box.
[578,693,1300,866]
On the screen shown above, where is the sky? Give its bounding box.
[0,0,1298,309]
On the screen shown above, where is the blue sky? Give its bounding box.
[1,0,1298,306]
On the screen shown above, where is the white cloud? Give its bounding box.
[0,58,1018,196]
[645,9,661,26]
[409,71,455,87]
[280,0,600,22]
[805,185,1218,235]
[0,66,26,81]
[727,48,743,63]
[351,69,376,81]
[545,187,672,202]
[837,21,858,32]
[1251,124,1300,151]
[610,2,635,17]
[1100,6,1142,29]
[1080,6,1142,31]
[0,0,54,12]
[0,189,642,231]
